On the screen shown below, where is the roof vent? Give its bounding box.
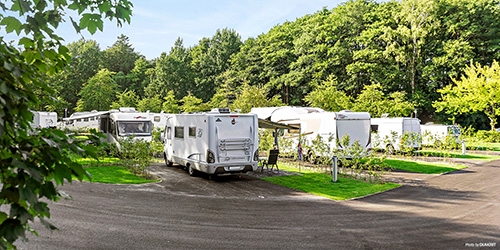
[210,108,231,114]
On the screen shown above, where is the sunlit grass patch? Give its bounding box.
[263,172,399,200]
[385,158,467,174]
[83,166,157,184]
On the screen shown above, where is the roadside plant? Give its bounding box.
[400,132,421,155]
[118,138,153,176]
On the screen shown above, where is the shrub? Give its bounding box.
[118,137,153,176]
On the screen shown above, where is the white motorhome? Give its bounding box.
[31,111,57,129]
[255,107,371,161]
[371,117,421,154]
[106,109,153,145]
[162,108,259,177]
[63,107,153,145]
[421,123,461,146]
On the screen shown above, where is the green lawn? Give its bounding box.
[77,157,157,184]
[385,158,467,174]
[261,163,400,200]
[465,142,500,151]
[83,166,157,184]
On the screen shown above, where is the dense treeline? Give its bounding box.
[44,0,500,130]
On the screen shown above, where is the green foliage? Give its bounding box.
[76,69,119,111]
[434,60,500,130]
[230,83,283,113]
[190,28,243,102]
[258,129,276,153]
[304,77,352,111]
[162,90,180,113]
[146,38,194,100]
[474,130,500,143]
[100,34,141,74]
[180,93,208,113]
[352,83,415,117]
[137,95,163,113]
[51,39,102,111]
[0,0,133,247]
[150,128,164,158]
[111,89,139,109]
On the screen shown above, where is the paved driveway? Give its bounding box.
[17,160,500,250]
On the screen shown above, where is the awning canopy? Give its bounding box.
[258,118,299,130]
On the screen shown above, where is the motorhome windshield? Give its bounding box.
[118,121,153,136]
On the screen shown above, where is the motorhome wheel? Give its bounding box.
[188,165,197,176]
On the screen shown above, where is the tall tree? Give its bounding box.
[162,90,180,113]
[146,38,194,100]
[76,69,119,111]
[111,89,139,109]
[231,83,283,113]
[101,34,141,74]
[191,28,243,102]
[352,83,415,117]
[0,0,132,247]
[137,95,163,113]
[304,77,352,111]
[434,61,500,130]
[51,39,102,112]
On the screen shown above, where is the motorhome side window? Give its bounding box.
[174,126,184,139]
[371,125,379,133]
[188,127,196,137]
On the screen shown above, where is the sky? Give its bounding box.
[55,0,346,60]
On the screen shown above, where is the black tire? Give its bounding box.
[188,165,197,176]
[386,144,395,155]
[164,153,173,167]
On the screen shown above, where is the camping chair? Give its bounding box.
[260,149,279,172]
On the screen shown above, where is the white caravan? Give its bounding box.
[256,107,372,160]
[421,123,461,146]
[30,111,57,129]
[162,108,259,177]
[63,111,104,130]
[371,117,421,154]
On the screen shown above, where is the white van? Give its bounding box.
[371,117,421,154]
[163,108,259,177]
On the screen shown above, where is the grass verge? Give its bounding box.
[464,142,500,151]
[261,162,400,200]
[416,150,500,161]
[385,158,467,174]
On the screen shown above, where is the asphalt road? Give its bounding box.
[17,160,500,250]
